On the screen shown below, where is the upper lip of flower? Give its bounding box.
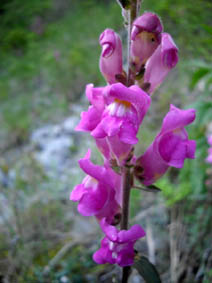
[102,43,113,58]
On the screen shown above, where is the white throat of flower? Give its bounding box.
[107,99,131,117]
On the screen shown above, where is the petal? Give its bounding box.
[144,33,178,94]
[99,29,123,84]
[93,237,115,265]
[161,105,196,133]
[135,143,168,186]
[108,83,151,117]
[116,243,135,267]
[103,115,123,136]
[118,224,146,243]
[78,183,108,216]
[86,84,105,111]
[75,106,102,132]
[70,184,85,202]
[186,140,196,159]
[79,150,115,187]
[100,218,118,242]
[119,121,138,144]
[158,132,187,168]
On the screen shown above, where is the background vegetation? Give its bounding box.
[0,0,211,282]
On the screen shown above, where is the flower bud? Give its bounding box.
[99,29,123,84]
[144,32,178,94]
[130,12,163,72]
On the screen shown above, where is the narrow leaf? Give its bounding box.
[133,255,161,283]
[190,67,210,89]
[146,185,161,192]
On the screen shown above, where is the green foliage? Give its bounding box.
[133,254,161,283]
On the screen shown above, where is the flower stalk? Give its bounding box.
[121,1,138,281]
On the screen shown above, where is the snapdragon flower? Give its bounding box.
[99,29,123,84]
[131,12,163,72]
[70,150,121,223]
[143,32,179,94]
[91,83,151,164]
[93,218,145,267]
[135,105,196,185]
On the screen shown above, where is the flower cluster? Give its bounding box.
[70,11,196,267]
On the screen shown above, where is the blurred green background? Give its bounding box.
[0,0,212,282]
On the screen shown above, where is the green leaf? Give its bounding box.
[146,185,161,192]
[190,67,210,89]
[133,255,161,283]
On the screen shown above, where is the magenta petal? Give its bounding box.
[78,150,115,187]
[70,184,85,202]
[135,143,169,186]
[118,224,146,243]
[93,237,115,265]
[119,122,138,144]
[186,140,196,159]
[116,243,135,267]
[91,122,107,138]
[102,116,123,137]
[86,84,105,111]
[107,135,133,164]
[208,136,212,146]
[95,138,110,160]
[158,132,187,168]
[144,33,178,94]
[161,105,196,133]
[130,12,163,71]
[99,29,123,84]
[109,83,151,116]
[78,184,108,216]
[132,12,163,36]
[75,106,102,132]
[100,218,118,242]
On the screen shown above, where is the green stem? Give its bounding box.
[120,1,140,282]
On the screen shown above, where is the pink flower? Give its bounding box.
[131,12,163,72]
[91,83,151,164]
[70,150,121,223]
[206,135,212,164]
[75,84,106,132]
[93,218,145,267]
[135,105,196,185]
[144,32,178,94]
[99,29,123,84]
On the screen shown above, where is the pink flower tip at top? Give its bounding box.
[144,32,179,94]
[131,12,163,71]
[93,218,146,267]
[135,105,196,185]
[70,150,121,223]
[99,29,123,84]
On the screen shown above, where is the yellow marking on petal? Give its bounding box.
[114,99,131,108]
[138,31,156,42]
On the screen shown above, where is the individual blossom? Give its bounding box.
[143,32,178,94]
[134,105,196,186]
[70,150,121,223]
[206,135,212,164]
[131,12,163,72]
[99,29,123,84]
[93,218,146,267]
[91,83,151,165]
